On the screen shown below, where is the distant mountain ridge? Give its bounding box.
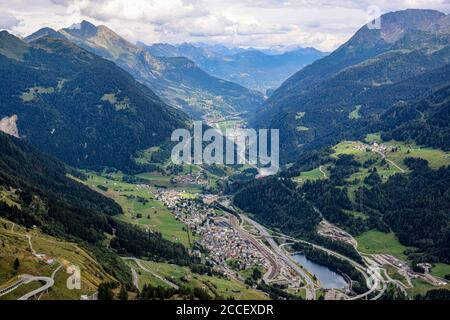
[141,42,327,93]
[25,21,264,119]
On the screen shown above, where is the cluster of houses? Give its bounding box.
[199,219,268,270]
[155,190,269,275]
[171,173,209,186]
[354,142,398,155]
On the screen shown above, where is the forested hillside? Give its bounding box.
[253,9,450,162]
[381,85,450,151]
[233,176,362,262]
[0,132,193,283]
[0,31,187,171]
[27,21,264,118]
[233,177,320,236]
[359,158,450,263]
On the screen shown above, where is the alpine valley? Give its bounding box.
[0,7,450,302]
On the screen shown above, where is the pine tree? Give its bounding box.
[118,286,128,300]
[98,283,114,300]
[13,257,20,271]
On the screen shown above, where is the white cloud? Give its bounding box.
[0,11,21,29]
[0,0,449,51]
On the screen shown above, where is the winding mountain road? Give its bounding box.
[18,264,62,300]
[122,257,179,290]
[374,150,405,173]
[319,166,327,178]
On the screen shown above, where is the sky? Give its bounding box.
[1,0,449,51]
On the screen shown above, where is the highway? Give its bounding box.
[233,207,388,300]
[0,278,25,297]
[214,201,389,300]
[239,215,317,300]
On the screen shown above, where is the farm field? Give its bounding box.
[406,278,450,297]
[77,171,195,247]
[388,144,450,169]
[293,167,327,184]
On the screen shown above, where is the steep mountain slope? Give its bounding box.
[0,31,187,171]
[30,22,264,118]
[381,84,450,150]
[0,131,192,283]
[142,42,327,93]
[23,27,67,43]
[253,9,450,162]
[0,216,117,299]
[359,158,450,263]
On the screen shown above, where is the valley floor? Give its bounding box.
[2,132,450,300]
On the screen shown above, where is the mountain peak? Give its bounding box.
[96,24,124,41]
[24,27,67,43]
[380,9,446,43]
[62,20,98,39]
[341,9,447,49]
[0,30,29,60]
[381,9,445,29]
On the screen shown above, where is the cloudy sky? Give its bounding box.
[1,0,449,51]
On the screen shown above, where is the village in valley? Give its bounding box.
[155,188,306,290]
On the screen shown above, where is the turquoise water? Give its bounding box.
[292,254,348,289]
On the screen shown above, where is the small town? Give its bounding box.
[156,190,269,270]
[155,189,307,288]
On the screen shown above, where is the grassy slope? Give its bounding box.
[0,217,115,300]
[293,167,327,184]
[430,263,450,278]
[355,230,408,260]
[76,171,195,247]
[134,259,268,300]
[330,139,450,205]
[407,278,443,297]
[333,139,450,177]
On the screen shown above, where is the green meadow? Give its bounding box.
[356,230,408,260]
[77,171,195,247]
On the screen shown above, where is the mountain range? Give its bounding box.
[253,9,450,162]
[1,7,450,301]
[141,42,327,93]
[0,31,187,171]
[25,21,264,119]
